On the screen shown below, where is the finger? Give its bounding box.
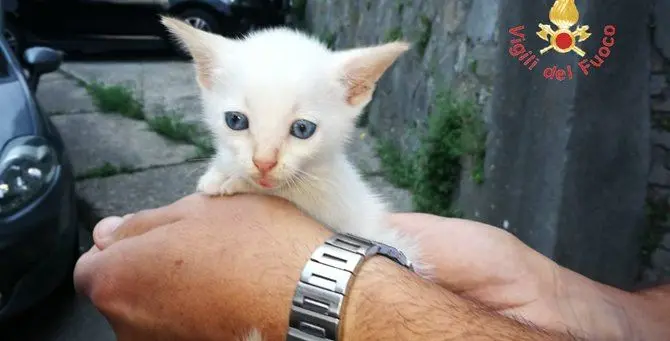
[97,204,185,250]
[93,216,125,247]
[73,244,103,296]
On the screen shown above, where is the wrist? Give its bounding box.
[221,201,333,341]
[553,266,648,341]
[340,256,417,341]
[626,285,670,341]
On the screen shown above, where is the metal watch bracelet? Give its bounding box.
[286,233,413,341]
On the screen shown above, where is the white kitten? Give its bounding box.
[161,17,430,341]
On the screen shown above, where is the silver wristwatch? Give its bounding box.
[286,233,413,341]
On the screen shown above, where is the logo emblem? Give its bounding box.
[536,0,591,57]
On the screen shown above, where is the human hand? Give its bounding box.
[75,193,590,341]
[389,213,641,340]
[74,193,332,341]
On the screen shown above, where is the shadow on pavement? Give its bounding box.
[0,211,114,341]
[0,288,115,341]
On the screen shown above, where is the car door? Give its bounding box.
[64,0,166,37]
[15,0,73,39]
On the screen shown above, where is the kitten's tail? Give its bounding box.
[241,329,264,341]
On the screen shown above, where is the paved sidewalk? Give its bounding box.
[57,60,412,217]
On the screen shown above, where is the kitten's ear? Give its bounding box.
[335,41,411,107]
[160,16,228,90]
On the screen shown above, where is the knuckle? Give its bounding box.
[86,260,126,315]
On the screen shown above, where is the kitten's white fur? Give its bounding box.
[161,17,430,341]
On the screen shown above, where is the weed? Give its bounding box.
[146,113,216,157]
[469,59,479,74]
[376,140,415,189]
[397,2,405,16]
[146,115,199,143]
[80,78,217,158]
[192,135,216,157]
[376,91,486,217]
[384,27,403,42]
[356,107,370,128]
[418,15,433,57]
[323,31,337,49]
[86,82,144,120]
[77,162,134,180]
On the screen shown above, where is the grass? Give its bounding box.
[376,90,486,217]
[77,162,135,180]
[83,80,217,170]
[146,114,216,157]
[86,82,144,120]
[146,115,199,143]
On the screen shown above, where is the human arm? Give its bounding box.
[389,213,670,341]
[75,193,574,341]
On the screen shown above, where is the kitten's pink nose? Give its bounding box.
[253,159,277,173]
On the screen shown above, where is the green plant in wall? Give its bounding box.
[376,90,486,217]
[356,106,370,128]
[322,31,337,49]
[417,15,433,57]
[412,91,485,215]
[384,27,403,42]
[396,1,405,16]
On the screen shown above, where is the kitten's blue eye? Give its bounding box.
[224,111,249,131]
[290,119,317,139]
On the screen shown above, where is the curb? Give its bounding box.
[57,67,90,87]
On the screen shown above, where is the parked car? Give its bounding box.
[0,24,80,321]
[3,0,290,56]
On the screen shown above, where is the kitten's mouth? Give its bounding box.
[256,177,274,189]
[252,175,277,189]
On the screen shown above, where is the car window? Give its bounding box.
[0,48,10,80]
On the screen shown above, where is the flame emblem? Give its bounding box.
[537,0,591,56]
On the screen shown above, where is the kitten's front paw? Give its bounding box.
[196,170,248,196]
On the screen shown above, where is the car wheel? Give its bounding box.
[3,19,24,57]
[177,9,221,34]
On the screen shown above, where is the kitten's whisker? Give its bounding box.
[297,168,335,186]
[288,167,339,190]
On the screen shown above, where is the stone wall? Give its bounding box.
[642,0,670,284]
[305,0,499,152]
[306,0,670,288]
